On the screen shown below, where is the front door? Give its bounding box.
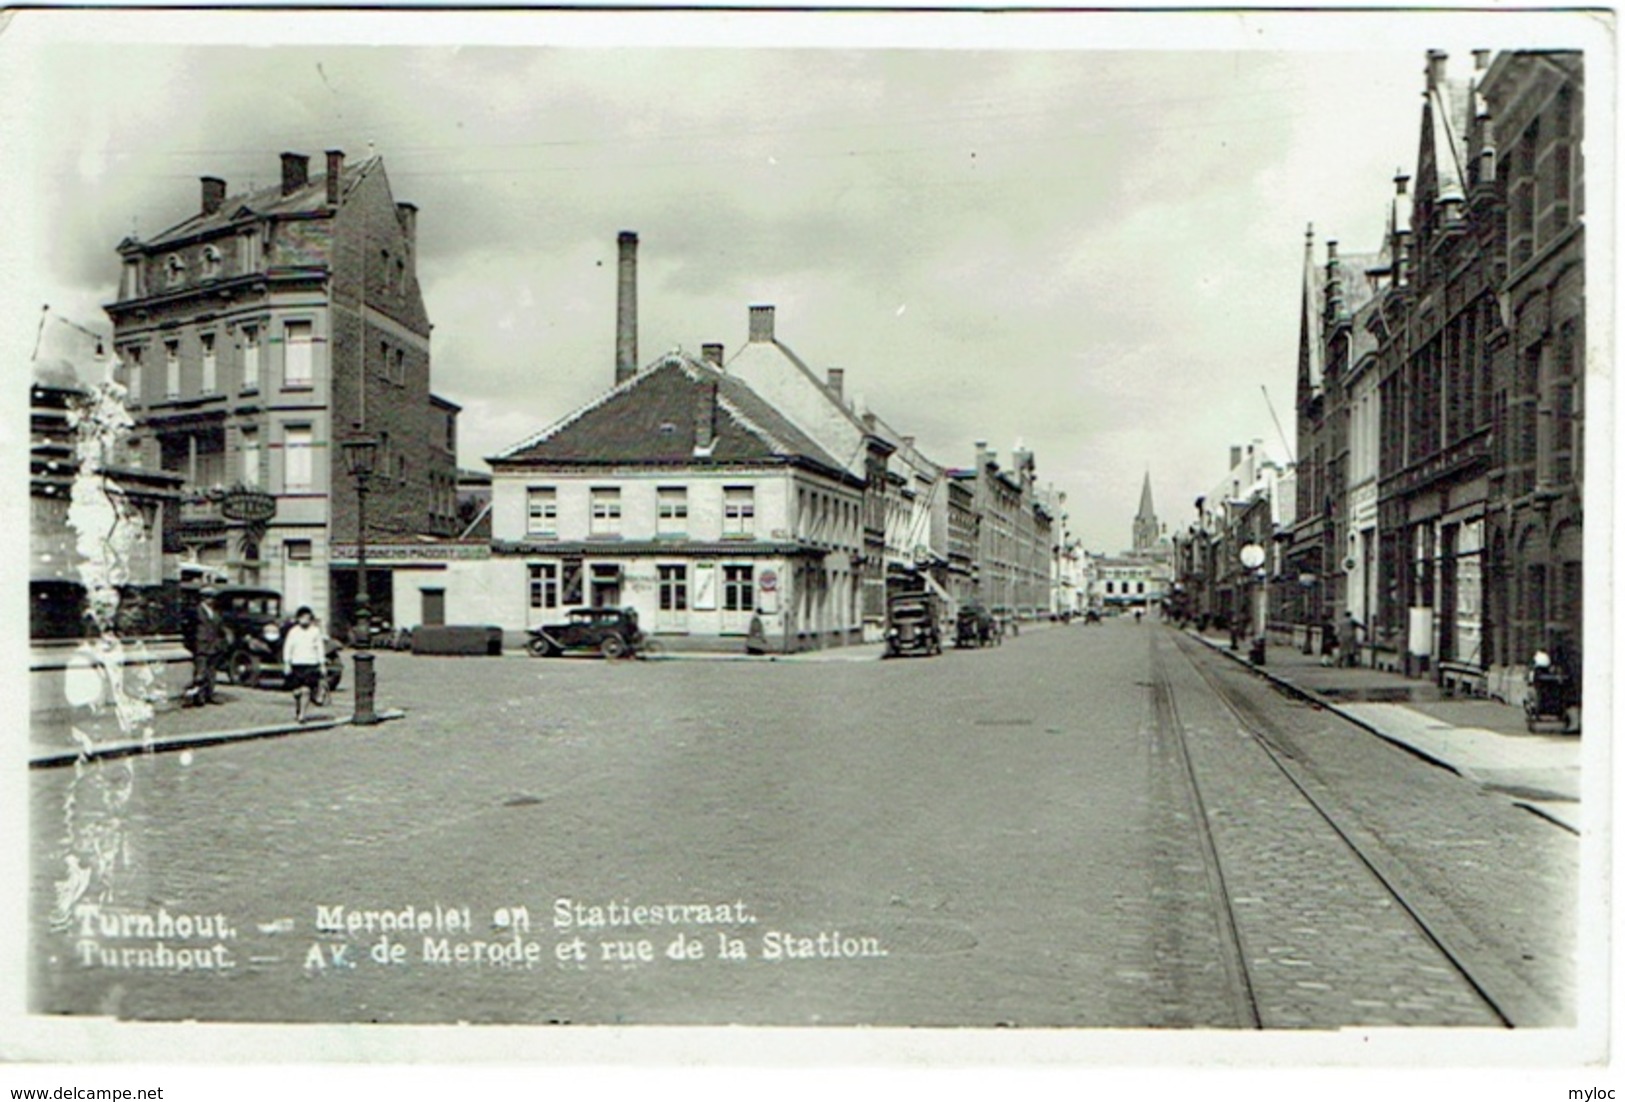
[590,563,622,608]
[721,564,755,634]
[283,540,314,616]
[421,587,446,627]
[656,564,689,633]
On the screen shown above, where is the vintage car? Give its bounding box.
[885,594,942,658]
[526,606,650,658]
[183,586,343,692]
[955,601,1000,648]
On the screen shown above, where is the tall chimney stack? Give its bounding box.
[200,177,226,216]
[1426,49,1449,89]
[701,343,725,368]
[280,152,309,196]
[615,231,638,385]
[748,304,775,343]
[1230,445,1242,470]
[325,150,345,205]
[826,368,844,399]
[396,202,418,262]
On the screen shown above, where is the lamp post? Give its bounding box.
[341,427,379,725]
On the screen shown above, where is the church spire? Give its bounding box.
[1133,471,1159,553]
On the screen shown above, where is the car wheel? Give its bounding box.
[228,651,261,687]
[600,635,627,659]
[526,637,552,658]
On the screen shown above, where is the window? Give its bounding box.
[286,540,312,562]
[1137,582,1146,595]
[657,487,688,536]
[394,347,405,385]
[164,341,180,399]
[378,340,390,379]
[284,425,313,490]
[381,250,392,294]
[238,230,261,273]
[165,254,186,288]
[723,564,755,612]
[123,347,143,406]
[1106,581,1114,594]
[723,486,755,537]
[201,245,222,280]
[528,563,559,610]
[396,258,406,295]
[526,488,558,536]
[241,326,260,392]
[590,488,621,536]
[201,333,217,393]
[284,320,314,388]
[658,564,688,611]
[241,426,260,487]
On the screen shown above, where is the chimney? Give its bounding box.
[1473,48,1491,71]
[1230,445,1242,470]
[903,435,915,451]
[701,343,724,368]
[615,231,638,385]
[862,412,877,431]
[396,202,418,258]
[694,378,717,451]
[748,304,775,343]
[325,150,344,205]
[1426,49,1448,89]
[826,368,844,399]
[200,176,226,216]
[280,152,310,196]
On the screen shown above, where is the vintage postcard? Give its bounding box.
[0,4,1612,1090]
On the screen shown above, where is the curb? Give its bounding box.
[1183,631,1464,778]
[29,709,407,770]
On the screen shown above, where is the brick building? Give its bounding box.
[1288,49,1586,703]
[1479,50,1585,699]
[966,442,1053,617]
[105,151,460,629]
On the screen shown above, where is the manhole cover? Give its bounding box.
[880,919,980,956]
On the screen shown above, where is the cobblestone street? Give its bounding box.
[30,621,1576,1027]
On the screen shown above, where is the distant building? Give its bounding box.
[104,150,460,629]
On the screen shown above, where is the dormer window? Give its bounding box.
[164,253,186,287]
[201,245,223,280]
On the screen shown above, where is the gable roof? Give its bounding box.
[491,352,850,477]
[137,157,380,251]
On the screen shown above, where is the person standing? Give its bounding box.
[187,588,228,706]
[283,605,326,723]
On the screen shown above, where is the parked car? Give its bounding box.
[956,601,1000,648]
[526,606,651,658]
[182,585,343,692]
[885,593,942,657]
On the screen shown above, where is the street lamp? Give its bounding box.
[341,427,380,726]
[341,428,378,643]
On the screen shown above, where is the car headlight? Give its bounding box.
[263,624,281,642]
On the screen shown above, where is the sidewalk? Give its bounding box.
[1187,629,1581,834]
[30,683,402,769]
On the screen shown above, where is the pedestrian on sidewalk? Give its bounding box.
[283,605,326,723]
[1341,611,1363,668]
[185,588,229,707]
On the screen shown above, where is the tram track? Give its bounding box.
[1150,629,1546,1028]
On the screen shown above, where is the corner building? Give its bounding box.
[105,151,459,629]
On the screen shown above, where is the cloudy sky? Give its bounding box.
[0,10,1595,552]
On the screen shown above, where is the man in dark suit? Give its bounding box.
[188,589,229,706]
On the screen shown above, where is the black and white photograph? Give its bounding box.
[0,5,1613,1090]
